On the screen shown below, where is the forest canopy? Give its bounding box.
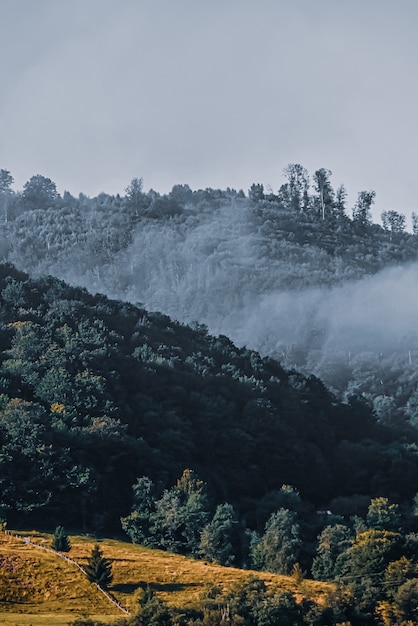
[1,165,418,431]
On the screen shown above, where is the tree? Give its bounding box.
[172,469,210,554]
[393,578,418,623]
[84,544,113,589]
[334,184,348,217]
[121,476,156,545]
[313,168,334,220]
[0,398,58,514]
[21,174,59,210]
[336,529,402,615]
[366,497,401,531]
[52,525,71,552]
[134,585,173,626]
[122,470,211,555]
[312,523,352,581]
[279,164,310,212]
[169,184,193,205]
[252,590,303,626]
[248,183,265,204]
[250,508,301,574]
[255,485,302,531]
[352,190,376,228]
[125,177,148,218]
[199,503,237,565]
[384,556,418,600]
[150,469,210,555]
[226,576,268,624]
[381,210,406,237]
[0,169,14,223]
[412,212,418,236]
[0,169,13,193]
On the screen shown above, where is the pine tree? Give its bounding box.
[51,525,71,552]
[84,544,113,589]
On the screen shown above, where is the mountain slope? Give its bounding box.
[0,530,333,622]
[0,264,417,534]
[2,174,418,428]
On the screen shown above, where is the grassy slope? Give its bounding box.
[0,531,333,625]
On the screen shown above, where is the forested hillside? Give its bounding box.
[2,265,418,623]
[1,165,418,431]
[3,262,416,527]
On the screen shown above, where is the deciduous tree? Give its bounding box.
[352,190,376,228]
[313,168,334,220]
[381,210,406,237]
[21,174,59,210]
[199,503,237,565]
[312,523,352,581]
[250,508,301,574]
[366,497,401,532]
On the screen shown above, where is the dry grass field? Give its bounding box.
[0,530,334,625]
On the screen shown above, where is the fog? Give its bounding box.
[57,201,418,393]
[7,191,418,406]
[240,265,418,352]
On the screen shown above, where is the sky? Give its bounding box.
[1,0,418,223]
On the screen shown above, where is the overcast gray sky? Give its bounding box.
[1,0,417,222]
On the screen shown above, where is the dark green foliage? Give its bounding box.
[84,544,113,589]
[212,577,328,626]
[131,586,173,626]
[52,525,71,552]
[384,556,418,600]
[4,167,418,619]
[199,503,237,565]
[122,469,210,556]
[335,528,403,616]
[70,579,339,626]
[121,476,156,545]
[312,523,351,581]
[250,508,301,574]
[393,578,418,623]
[0,264,417,537]
[251,591,304,626]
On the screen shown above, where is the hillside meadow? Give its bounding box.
[0,530,333,625]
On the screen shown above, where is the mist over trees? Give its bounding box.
[1,264,417,522]
[1,203,418,622]
[1,165,418,428]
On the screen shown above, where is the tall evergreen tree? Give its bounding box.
[52,525,71,552]
[84,544,113,589]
